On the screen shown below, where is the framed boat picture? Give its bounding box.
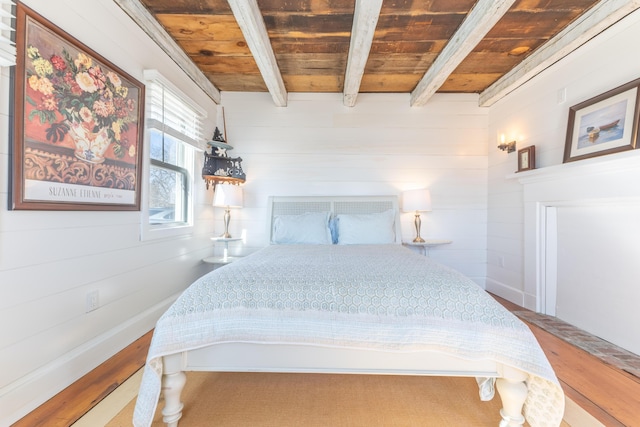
[11,3,145,210]
[563,78,640,163]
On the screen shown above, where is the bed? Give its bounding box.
[133,196,564,427]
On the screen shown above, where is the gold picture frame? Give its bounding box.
[11,4,145,210]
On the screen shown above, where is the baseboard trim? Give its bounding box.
[485,278,526,307]
[1,293,178,426]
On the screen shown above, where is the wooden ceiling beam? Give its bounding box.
[409,0,516,107]
[113,0,221,104]
[479,0,640,107]
[343,0,383,107]
[227,0,288,107]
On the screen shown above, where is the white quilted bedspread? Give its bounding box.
[134,244,564,426]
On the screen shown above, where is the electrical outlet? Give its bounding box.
[86,290,99,313]
[498,256,505,268]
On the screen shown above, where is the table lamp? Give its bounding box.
[213,184,243,238]
[402,189,432,243]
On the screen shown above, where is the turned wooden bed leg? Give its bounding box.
[496,366,528,427]
[162,354,187,427]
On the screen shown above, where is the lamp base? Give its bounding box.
[413,212,425,243]
[220,208,232,239]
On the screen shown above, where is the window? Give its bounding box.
[142,70,206,237]
[0,1,16,67]
[148,129,192,225]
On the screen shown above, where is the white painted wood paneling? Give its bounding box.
[221,92,488,282]
[556,204,640,354]
[0,1,219,424]
[486,8,640,316]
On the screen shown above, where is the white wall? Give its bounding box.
[0,1,219,424]
[556,203,640,354]
[221,92,488,282]
[486,9,640,311]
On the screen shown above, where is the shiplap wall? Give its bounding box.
[0,1,218,424]
[220,92,488,281]
[486,9,640,310]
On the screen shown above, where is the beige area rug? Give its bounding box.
[107,372,530,427]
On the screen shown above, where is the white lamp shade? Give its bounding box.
[402,189,432,212]
[213,185,243,208]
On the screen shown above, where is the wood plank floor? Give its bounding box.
[11,295,640,426]
[11,331,153,427]
[494,296,640,426]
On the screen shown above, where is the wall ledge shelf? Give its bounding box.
[506,149,640,184]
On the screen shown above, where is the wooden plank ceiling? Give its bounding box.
[131,0,633,106]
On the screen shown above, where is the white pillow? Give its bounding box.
[272,212,332,244]
[336,210,396,245]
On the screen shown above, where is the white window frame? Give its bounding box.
[0,1,16,68]
[140,70,206,240]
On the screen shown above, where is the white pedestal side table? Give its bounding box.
[203,237,243,265]
[403,239,452,256]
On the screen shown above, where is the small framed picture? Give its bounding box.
[517,146,535,172]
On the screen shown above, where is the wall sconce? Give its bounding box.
[498,134,516,153]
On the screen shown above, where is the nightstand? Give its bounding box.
[203,237,243,265]
[403,239,452,256]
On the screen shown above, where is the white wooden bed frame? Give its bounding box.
[160,196,529,427]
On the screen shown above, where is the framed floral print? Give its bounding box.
[11,4,144,210]
[563,78,640,163]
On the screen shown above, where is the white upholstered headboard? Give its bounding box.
[267,196,402,244]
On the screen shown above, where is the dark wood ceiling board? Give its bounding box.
[439,73,503,92]
[359,74,423,92]
[179,40,253,57]
[206,74,269,92]
[284,74,344,92]
[487,10,590,39]
[270,41,350,54]
[451,52,522,74]
[257,0,356,14]
[472,38,547,54]
[140,0,232,15]
[374,13,468,42]
[369,40,445,55]
[364,52,438,74]
[154,14,245,41]
[380,0,477,14]
[262,14,355,36]
[276,53,346,75]
[197,56,263,73]
[267,34,353,43]
[511,0,600,13]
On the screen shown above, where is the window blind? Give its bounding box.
[143,69,207,151]
[0,0,15,67]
